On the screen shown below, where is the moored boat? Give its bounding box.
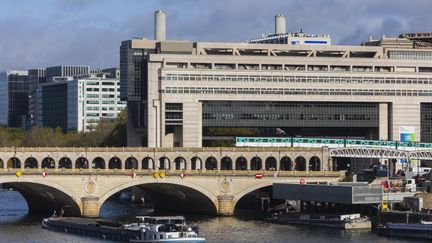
[127,216,205,243]
[376,222,432,240]
[265,213,371,229]
[41,215,205,242]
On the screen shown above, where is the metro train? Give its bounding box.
[235,137,432,150]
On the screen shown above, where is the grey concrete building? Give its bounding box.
[28,68,46,127]
[121,12,432,148]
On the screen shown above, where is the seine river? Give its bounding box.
[0,190,422,243]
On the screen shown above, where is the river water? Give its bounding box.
[0,190,422,243]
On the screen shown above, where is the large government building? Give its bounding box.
[121,11,432,148]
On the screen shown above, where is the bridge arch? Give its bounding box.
[233,181,274,208]
[92,157,105,169]
[0,178,81,217]
[58,157,72,169]
[265,156,277,170]
[142,157,154,170]
[174,157,187,170]
[235,157,247,170]
[221,157,232,170]
[99,180,218,215]
[309,156,321,171]
[125,157,138,170]
[295,156,306,171]
[251,157,262,170]
[8,157,21,169]
[205,157,217,170]
[280,156,292,171]
[24,157,38,169]
[191,157,202,170]
[42,157,55,169]
[158,156,170,170]
[76,157,89,169]
[108,157,122,169]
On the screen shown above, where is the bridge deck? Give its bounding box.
[0,169,342,177]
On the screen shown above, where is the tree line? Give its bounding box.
[0,109,127,147]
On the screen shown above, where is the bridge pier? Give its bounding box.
[81,196,100,218]
[217,194,235,216]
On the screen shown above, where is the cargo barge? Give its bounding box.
[42,216,205,242]
[377,222,432,240]
[265,213,371,229]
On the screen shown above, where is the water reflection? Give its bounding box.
[0,191,422,243]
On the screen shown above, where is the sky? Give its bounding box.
[1,0,432,70]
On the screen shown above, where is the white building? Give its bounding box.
[38,74,126,132]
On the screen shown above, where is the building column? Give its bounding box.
[379,103,389,140]
[155,158,160,171]
[186,158,191,171]
[168,158,174,171]
[182,102,202,147]
[20,157,25,171]
[81,196,100,218]
[391,101,421,141]
[217,194,234,216]
[138,158,142,171]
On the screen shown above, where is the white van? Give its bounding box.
[407,167,432,176]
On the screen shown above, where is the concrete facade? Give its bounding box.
[122,38,432,147]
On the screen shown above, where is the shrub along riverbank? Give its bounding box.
[0,109,127,147]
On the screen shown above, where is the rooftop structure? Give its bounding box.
[250,14,331,45]
[46,65,90,81]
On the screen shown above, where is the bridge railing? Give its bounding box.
[0,146,326,153]
[0,168,342,177]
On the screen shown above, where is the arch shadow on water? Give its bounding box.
[234,185,284,217]
[0,182,81,217]
[100,182,218,216]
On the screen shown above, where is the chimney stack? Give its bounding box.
[275,14,286,35]
[154,10,166,41]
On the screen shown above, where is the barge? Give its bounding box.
[42,216,205,242]
[377,222,432,240]
[265,213,371,229]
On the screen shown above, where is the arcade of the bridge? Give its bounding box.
[0,154,324,172]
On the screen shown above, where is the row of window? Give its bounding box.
[85,100,125,105]
[86,112,117,117]
[165,61,431,73]
[202,113,377,121]
[162,74,432,84]
[161,87,432,97]
[85,81,118,86]
[85,88,119,92]
[85,94,120,98]
[203,102,376,108]
[86,107,122,111]
[389,51,432,61]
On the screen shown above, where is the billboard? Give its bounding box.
[399,126,415,142]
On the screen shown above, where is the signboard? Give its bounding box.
[399,126,415,142]
[399,126,415,165]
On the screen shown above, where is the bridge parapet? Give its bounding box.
[0,147,331,173]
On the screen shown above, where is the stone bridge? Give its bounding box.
[0,147,343,217]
